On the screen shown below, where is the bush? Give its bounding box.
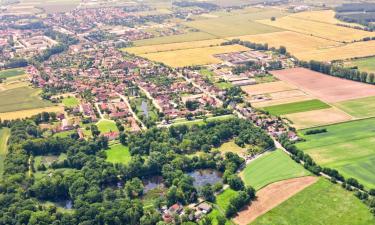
[304,128,327,135]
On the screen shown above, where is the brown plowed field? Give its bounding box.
[233,176,318,225]
[270,68,375,103]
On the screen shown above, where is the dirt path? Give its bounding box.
[233,176,318,225]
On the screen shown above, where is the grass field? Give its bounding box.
[96,120,118,133]
[241,149,310,190]
[214,141,246,155]
[297,118,375,189]
[0,128,10,179]
[335,96,375,118]
[262,99,330,116]
[0,68,25,79]
[133,31,217,46]
[140,45,249,67]
[105,144,131,165]
[0,106,63,120]
[0,85,54,113]
[251,179,375,225]
[184,13,283,37]
[62,96,79,107]
[346,56,375,73]
[215,188,238,211]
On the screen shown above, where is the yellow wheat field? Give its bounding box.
[140,44,249,67]
[124,38,225,55]
[0,106,64,120]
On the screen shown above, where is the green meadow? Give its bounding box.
[347,56,375,73]
[0,68,25,79]
[241,149,309,190]
[106,144,131,165]
[62,96,80,107]
[96,120,118,133]
[251,179,375,225]
[335,96,375,118]
[262,99,330,116]
[297,118,375,189]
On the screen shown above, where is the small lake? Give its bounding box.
[188,169,223,188]
[143,176,165,193]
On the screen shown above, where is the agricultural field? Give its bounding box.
[251,179,375,225]
[345,57,375,73]
[240,149,310,190]
[0,68,25,79]
[234,176,318,225]
[62,96,79,107]
[0,85,55,113]
[297,118,375,189]
[335,96,375,118]
[96,120,118,133]
[257,13,372,42]
[105,144,131,165]
[285,107,352,129]
[241,81,296,96]
[270,68,375,103]
[140,45,248,67]
[133,31,217,46]
[0,128,10,178]
[262,99,330,116]
[0,106,63,120]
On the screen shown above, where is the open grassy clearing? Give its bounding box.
[184,14,283,38]
[105,144,131,165]
[241,149,310,190]
[257,13,372,42]
[346,56,375,73]
[335,96,375,118]
[0,128,10,179]
[213,141,246,155]
[0,68,25,79]
[214,188,238,212]
[297,118,375,189]
[140,45,248,67]
[96,120,118,133]
[62,96,79,107]
[262,99,330,116]
[0,85,55,113]
[251,179,375,225]
[133,31,217,46]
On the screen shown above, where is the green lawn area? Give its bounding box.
[62,96,79,107]
[96,120,118,133]
[262,99,330,116]
[0,85,54,113]
[335,96,375,118]
[207,188,238,225]
[215,81,233,90]
[251,179,375,225]
[0,128,10,179]
[241,149,310,190]
[106,144,131,164]
[297,118,375,189]
[0,68,25,79]
[347,56,375,73]
[254,74,278,83]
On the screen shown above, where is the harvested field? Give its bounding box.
[124,38,224,55]
[241,81,296,96]
[285,108,352,129]
[270,68,375,103]
[133,32,217,46]
[233,176,318,225]
[257,14,372,42]
[0,106,63,120]
[252,95,313,108]
[140,45,249,67]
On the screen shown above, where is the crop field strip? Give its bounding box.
[297,118,375,189]
[334,96,375,118]
[262,99,330,116]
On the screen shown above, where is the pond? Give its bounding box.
[142,176,165,193]
[188,169,223,188]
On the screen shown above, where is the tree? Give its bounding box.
[216,215,226,225]
[119,132,127,145]
[125,178,144,198]
[201,184,215,202]
[91,125,100,138]
[227,175,244,191]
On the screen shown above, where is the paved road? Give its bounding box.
[116,93,147,130]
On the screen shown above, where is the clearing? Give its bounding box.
[251,178,375,225]
[270,68,375,103]
[262,99,330,116]
[96,120,119,133]
[233,176,318,225]
[297,118,375,189]
[140,45,249,67]
[62,96,80,107]
[0,128,10,178]
[335,96,375,118]
[105,144,131,165]
[240,149,310,190]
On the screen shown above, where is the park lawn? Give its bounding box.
[262,99,330,116]
[106,144,131,165]
[0,85,54,113]
[96,120,118,133]
[297,118,375,189]
[62,96,79,107]
[0,68,25,79]
[346,56,375,73]
[335,96,375,118]
[241,149,310,190]
[0,128,10,178]
[214,141,246,155]
[251,179,375,225]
